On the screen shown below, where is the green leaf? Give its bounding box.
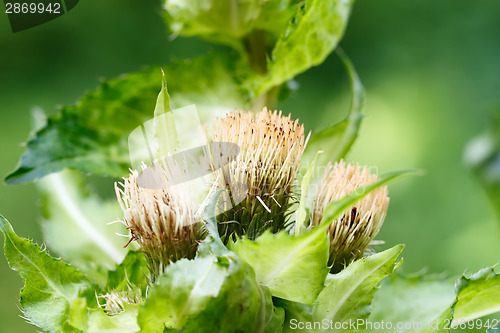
[6,70,160,184]
[0,215,94,333]
[453,267,500,323]
[138,254,284,332]
[294,152,319,234]
[259,285,286,333]
[301,48,365,170]
[154,72,179,158]
[276,299,314,333]
[72,304,141,333]
[106,250,149,292]
[137,256,230,332]
[86,306,140,333]
[367,273,455,332]
[164,0,264,48]
[258,0,354,94]
[6,53,248,184]
[163,0,301,46]
[254,0,301,38]
[38,170,128,286]
[230,229,330,304]
[312,245,404,330]
[171,260,285,333]
[417,267,500,333]
[199,189,230,257]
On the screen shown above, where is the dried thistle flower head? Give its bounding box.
[211,108,309,240]
[115,163,204,279]
[311,160,390,272]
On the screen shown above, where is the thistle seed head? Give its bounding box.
[115,164,204,279]
[211,108,309,239]
[311,160,390,272]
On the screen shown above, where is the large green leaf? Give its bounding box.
[163,0,301,50]
[138,254,284,332]
[300,49,365,170]
[311,245,404,331]
[0,215,94,333]
[164,0,263,48]
[278,246,403,333]
[6,53,248,184]
[38,170,128,286]
[418,267,500,332]
[367,273,455,332]
[258,0,354,94]
[137,256,230,332]
[253,0,301,38]
[453,267,500,323]
[170,260,285,333]
[231,229,330,304]
[6,69,159,184]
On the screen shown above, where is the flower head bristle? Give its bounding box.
[211,108,309,239]
[115,162,205,279]
[311,160,390,272]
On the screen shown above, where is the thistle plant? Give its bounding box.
[115,165,205,280]
[1,1,499,332]
[212,108,308,241]
[310,160,390,272]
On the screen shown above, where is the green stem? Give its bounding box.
[245,30,281,110]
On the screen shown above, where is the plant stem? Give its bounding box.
[245,30,281,110]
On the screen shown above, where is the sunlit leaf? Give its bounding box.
[137,256,229,332]
[169,260,285,333]
[71,304,140,333]
[0,215,94,333]
[231,229,330,304]
[367,273,455,333]
[257,0,354,94]
[452,267,500,323]
[312,245,404,331]
[106,250,148,292]
[164,0,263,48]
[138,254,284,333]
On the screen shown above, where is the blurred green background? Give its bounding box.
[1,0,499,331]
